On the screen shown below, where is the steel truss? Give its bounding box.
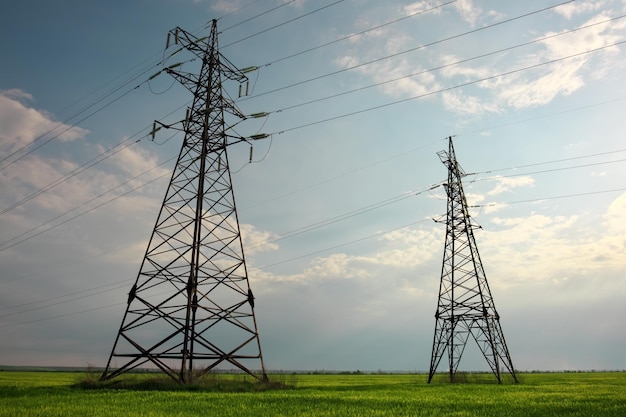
[101,20,267,384]
[428,137,517,383]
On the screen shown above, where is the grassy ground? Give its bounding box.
[1,371,625,416]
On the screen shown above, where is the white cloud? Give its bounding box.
[208,0,305,13]
[0,89,89,154]
[241,223,280,254]
[486,176,534,196]
[555,0,608,19]
[454,0,481,27]
[603,192,626,233]
[403,1,444,16]
[483,194,626,289]
[341,4,626,117]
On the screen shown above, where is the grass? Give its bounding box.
[0,371,625,416]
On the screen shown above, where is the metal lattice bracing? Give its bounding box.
[101,21,267,384]
[428,137,517,383]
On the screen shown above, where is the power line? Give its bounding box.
[222,0,346,48]
[0,302,126,329]
[0,64,160,172]
[0,1,290,170]
[220,0,297,32]
[0,1,593,215]
[242,0,575,101]
[469,157,626,183]
[0,162,173,253]
[474,149,626,175]
[269,40,626,135]
[4,181,626,329]
[257,218,433,270]
[0,97,191,218]
[0,282,129,319]
[3,39,624,251]
[215,0,263,24]
[245,183,443,252]
[0,138,140,216]
[471,187,626,209]
[6,145,626,309]
[269,14,626,114]
[259,0,458,67]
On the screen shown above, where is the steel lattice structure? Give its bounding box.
[428,137,517,383]
[101,20,267,384]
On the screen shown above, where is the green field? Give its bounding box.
[1,371,625,416]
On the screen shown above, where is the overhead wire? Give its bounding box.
[215,0,263,24]
[268,14,626,114]
[468,157,626,184]
[3,149,626,323]
[4,3,626,326]
[0,61,162,172]
[0,0,289,172]
[268,40,626,136]
[241,0,575,101]
[256,218,433,270]
[258,0,459,67]
[0,160,174,253]
[3,38,624,249]
[8,181,625,328]
[0,1,595,216]
[221,0,346,49]
[219,0,298,32]
[471,187,626,209]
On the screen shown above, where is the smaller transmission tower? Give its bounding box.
[428,137,517,383]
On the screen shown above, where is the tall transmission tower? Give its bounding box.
[101,20,268,384]
[428,137,517,383]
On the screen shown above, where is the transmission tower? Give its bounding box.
[428,137,517,383]
[101,20,268,384]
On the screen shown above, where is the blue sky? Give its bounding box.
[1,0,625,372]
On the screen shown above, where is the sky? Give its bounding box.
[1,0,625,373]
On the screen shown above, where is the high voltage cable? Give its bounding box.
[474,148,626,175]
[245,183,444,252]
[221,0,346,48]
[220,0,297,32]
[269,14,626,114]
[0,1,582,192]
[3,40,623,249]
[0,302,126,329]
[0,98,191,218]
[0,1,351,210]
[242,0,575,101]
[270,40,626,135]
[0,0,289,170]
[215,0,263,24]
[0,163,173,253]
[471,187,626,209]
[0,0,572,175]
[259,0,458,67]
[256,218,433,270]
[0,217,433,326]
[1,3,622,259]
[0,282,130,319]
[0,70,148,170]
[0,139,140,216]
[8,181,625,327]
[468,158,626,183]
[457,96,626,138]
[0,278,131,310]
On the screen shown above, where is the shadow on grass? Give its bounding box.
[429,372,522,384]
[75,370,297,393]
